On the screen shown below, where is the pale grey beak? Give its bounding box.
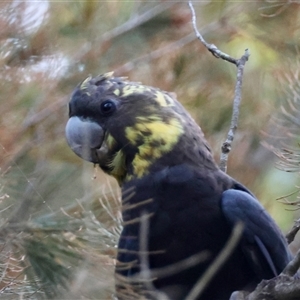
[65,116,104,163]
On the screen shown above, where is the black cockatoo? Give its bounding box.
[65,73,293,299]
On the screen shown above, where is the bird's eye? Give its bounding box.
[100,100,116,115]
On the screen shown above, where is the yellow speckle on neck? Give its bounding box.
[125,117,184,178]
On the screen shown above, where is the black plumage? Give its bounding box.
[65,73,293,299]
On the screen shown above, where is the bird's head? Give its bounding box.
[66,72,217,185]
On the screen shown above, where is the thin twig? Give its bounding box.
[139,212,153,287]
[229,235,300,300]
[286,218,300,244]
[189,2,238,65]
[115,21,220,74]
[188,1,250,173]
[73,2,177,62]
[138,212,168,300]
[22,96,67,130]
[150,251,210,279]
[220,50,249,173]
[230,275,300,300]
[282,248,300,277]
[101,3,176,43]
[115,32,196,74]
[185,222,244,300]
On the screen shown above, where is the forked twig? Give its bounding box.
[188,1,250,173]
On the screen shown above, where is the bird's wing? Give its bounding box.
[221,189,292,279]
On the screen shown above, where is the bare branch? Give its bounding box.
[282,248,300,277]
[73,3,177,62]
[220,51,250,173]
[149,251,209,280]
[188,1,250,173]
[286,218,300,244]
[230,275,300,300]
[259,1,290,18]
[115,21,221,74]
[188,2,238,65]
[139,212,157,293]
[115,32,196,74]
[230,249,300,300]
[101,3,176,44]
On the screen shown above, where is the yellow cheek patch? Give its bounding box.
[125,117,184,178]
[109,150,126,185]
[106,133,117,149]
[125,127,141,146]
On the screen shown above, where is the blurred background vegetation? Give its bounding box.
[0,0,300,298]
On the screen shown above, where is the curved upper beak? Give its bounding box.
[65,116,104,163]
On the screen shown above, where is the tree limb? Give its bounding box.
[282,248,300,277]
[229,246,300,300]
[188,1,250,173]
[286,218,300,244]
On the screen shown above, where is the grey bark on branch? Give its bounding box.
[188,1,250,173]
[189,2,300,300]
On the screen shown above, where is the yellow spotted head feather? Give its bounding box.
[69,73,217,185]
